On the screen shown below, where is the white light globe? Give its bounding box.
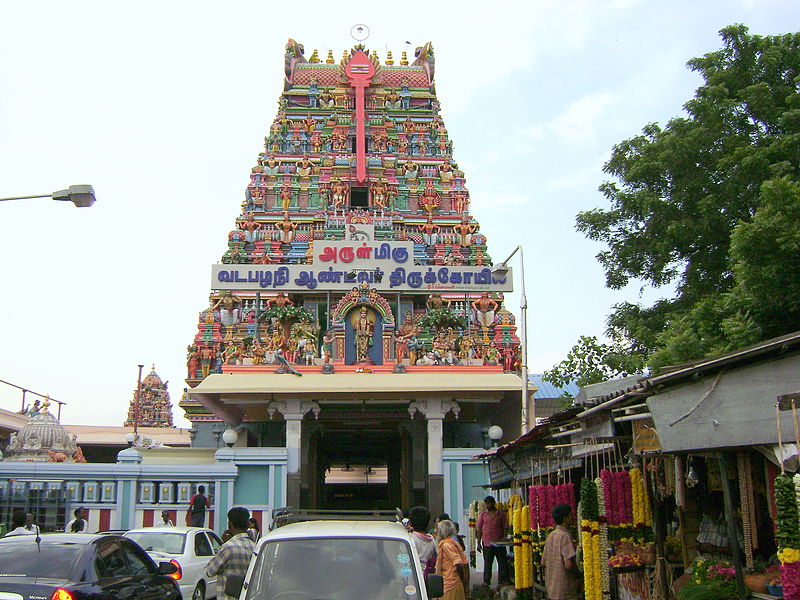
[222,428,239,446]
[488,425,503,441]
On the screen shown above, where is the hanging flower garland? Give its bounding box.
[596,477,611,599]
[629,467,653,543]
[581,478,602,600]
[521,504,532,600]
[468,500,485,568]
[775,474,800,600]
[512,500,523,592]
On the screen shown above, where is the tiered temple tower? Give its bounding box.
[125,366,174,428]
[181,39,524,513]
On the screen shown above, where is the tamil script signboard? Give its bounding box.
[211,264,513,293]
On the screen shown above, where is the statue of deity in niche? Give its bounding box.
[352,306,375,363]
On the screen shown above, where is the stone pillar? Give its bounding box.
[268,400,320,508]
[409,399,459,516]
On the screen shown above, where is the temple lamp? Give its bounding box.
[222,428,239,448]
[488,425,503,448]
[0,184,96,207]
[491,245,530,434]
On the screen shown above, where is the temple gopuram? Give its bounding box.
[124,366,174,428]
[182,38,527,514]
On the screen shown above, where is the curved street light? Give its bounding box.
[492,245,530,435]
[0,184,96,207]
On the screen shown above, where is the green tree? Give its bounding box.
[542,335,638,390]
[575,24,800,369]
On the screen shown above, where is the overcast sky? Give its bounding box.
[0,0,795,430]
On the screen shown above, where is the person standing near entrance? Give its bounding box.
[542,504,579,600]
[476,495,510,588]
[188,485,210,527]
[435,519,470,600]
[65,507,86,532]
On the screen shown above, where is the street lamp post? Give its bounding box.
[491,245,530,435]
[0,185,96,207]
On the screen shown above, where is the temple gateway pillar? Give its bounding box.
[409,399,460,516]
[268,399,320,507]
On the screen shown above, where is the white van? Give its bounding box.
[225,520,444,600]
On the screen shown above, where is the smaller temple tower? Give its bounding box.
[124,366,175,428]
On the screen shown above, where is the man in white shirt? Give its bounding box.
[65,507,87,532]
[6,510,35,536]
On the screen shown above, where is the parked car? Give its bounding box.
[125,526,222,600]
[0,532,181,599]
[225,520,444,600]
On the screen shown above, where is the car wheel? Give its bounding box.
[192,581,206,600]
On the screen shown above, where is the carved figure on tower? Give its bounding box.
[212,290,242,326]
[237,212,262,243]
[472,292,498,329]
[276,211,298,243]
[419,183,440,214]
[421,216,440,246]
[353,306,375,363]
[454,215,478,247]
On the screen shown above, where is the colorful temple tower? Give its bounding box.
[125,366,174,428]
[183,39,524,514]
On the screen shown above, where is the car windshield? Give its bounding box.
[125,532,186,554]
[246,537,421,600]
[0,541,83,579]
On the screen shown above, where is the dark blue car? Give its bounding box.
[0,533,181,600]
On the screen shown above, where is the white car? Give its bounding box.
[125,526,222,600]
[226,520,444,600]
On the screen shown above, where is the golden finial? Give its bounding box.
[309,49,320,63]
[342,49,349,62]
[400,51,408,66]
[385,51,394,66]
[326,49,335,64]
[371,50,378,61]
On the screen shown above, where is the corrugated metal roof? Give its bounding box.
[528,374,579,399]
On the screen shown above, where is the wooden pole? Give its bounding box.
[718,453,748,600]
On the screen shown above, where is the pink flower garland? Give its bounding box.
[527,483,576,529]
[782,561,800,600]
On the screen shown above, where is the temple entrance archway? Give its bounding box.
[311,428,406,510]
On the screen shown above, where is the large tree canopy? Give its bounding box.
[574,24,800,370]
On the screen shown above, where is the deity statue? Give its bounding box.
[438,162,454,181]
[296,155,313,178]
[420,216,440,246]
[451,192,469,214]
[402,117,415,134]
[401,158,418,179]
[331,128,348,151]
[502,345,516,372]
[353,307,375,363]
[251,341,265,365]
[385,89,401,110]
[310,131,322,153]
[370,179,389,210]
[331,179,349,209]
[426,294,448,310]
[319,89,335,108]
[187,345,199,378]
[303,340,317,365]
[280,186,293,212]
[472,292,499,329]
[212,291,242,326]
[322,330,335,365]
[266,292,294,310]
[199,344,216,378]
[223,341,239,365]
[275,211,298,243]
[264,155,281,176]
[394,329,406,365]
[458,334,474,361]
[406,334,420,365]
[484,341,499,366]
[237,212,262,243]
[419,183,440,214]
[454,215,478,246]
[372,129,388,152]
[303,114,316,133]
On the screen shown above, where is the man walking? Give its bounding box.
[206,507,256,600]
[475,495,510,588]
[188,485,210,527]
[542,504,579,600]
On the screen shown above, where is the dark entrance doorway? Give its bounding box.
[312,428,404,510]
